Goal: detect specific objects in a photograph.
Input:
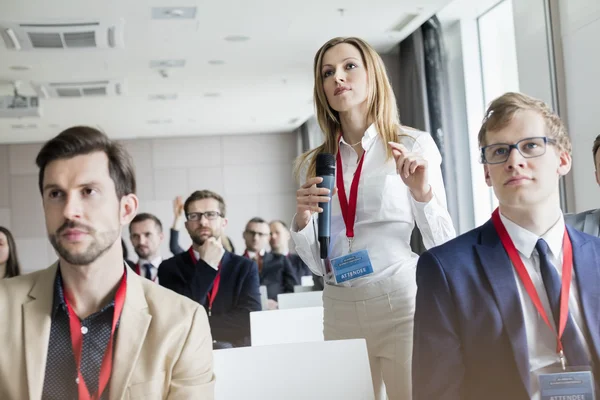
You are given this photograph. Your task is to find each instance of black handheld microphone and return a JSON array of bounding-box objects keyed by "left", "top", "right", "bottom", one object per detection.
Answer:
[{"left": 316, "top": 153, "right": 335, "bottom": 259}]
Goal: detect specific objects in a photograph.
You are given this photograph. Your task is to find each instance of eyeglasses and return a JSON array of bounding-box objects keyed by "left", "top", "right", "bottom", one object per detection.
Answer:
[
  {"left": 186, "top": 211, "right": 222, "bottom": 221},
  {"left": 480, "top": 136, "right": 557, "bottom": 165},
  {"left": 244, "top": 230, "right": 269, "bottom": 238}
]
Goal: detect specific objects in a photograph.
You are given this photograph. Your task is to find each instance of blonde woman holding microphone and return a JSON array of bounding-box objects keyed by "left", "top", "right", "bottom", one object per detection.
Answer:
[{"left": 291, "top": 37, "right": 456, "bottom": 400}]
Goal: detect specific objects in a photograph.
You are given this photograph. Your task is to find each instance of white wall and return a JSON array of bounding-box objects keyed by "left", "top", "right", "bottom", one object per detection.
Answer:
[
  {"left": 0, "top": 132, "right": 298, "bottom": 273},
  {"left": 559, "top": 0, "right": 600, "bottom": 212}
]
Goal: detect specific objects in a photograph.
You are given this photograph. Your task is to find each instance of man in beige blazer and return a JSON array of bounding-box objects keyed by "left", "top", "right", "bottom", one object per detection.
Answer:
[{"left": 0, "top": 126, "right": 215, "bottom": 399}]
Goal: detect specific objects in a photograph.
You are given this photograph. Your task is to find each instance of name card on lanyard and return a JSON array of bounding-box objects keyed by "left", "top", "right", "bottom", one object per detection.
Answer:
[
  {"left": 188, "top": 247, "right": 221, "bottom": 316},
  {"left": 329, "top": 138, "right": 374, "bottom": 284},
  {"left": 491, "top": 208, "right": 595, "bottom": 399}
]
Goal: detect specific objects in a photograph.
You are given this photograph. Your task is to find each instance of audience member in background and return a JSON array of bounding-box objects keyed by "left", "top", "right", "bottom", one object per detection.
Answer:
[
  {"left": 270, "top": 219, "right": 323, "bottom": 290},
  {"left": 0, "top": 226, "right": 21, "bottom": 279},
  {"left": 242, "top": 217, "right": 270, "bottom": 263},
  {"left": 243, "top": 217, "right": 297, "bottom": 309},
  {"left": 170, "top": 195, "right": 235, "bottom": 254},
  {"left": 291, "top": 37, "right": 456, "bottom": 400},
  {"left": 159, "top": 190, "right": 261, "bottom": 348},
  {"left": 269, "top": 220, "right": 311, "bottom": 279},
  {"left": 0, "top": 126, "right": 214, "bottom": 399},
  {"left": 565, "top": 133, "right": 600, "bottom": 236},
  {"left": 129, "top": 213, "right": 164, "bottom": 282}
]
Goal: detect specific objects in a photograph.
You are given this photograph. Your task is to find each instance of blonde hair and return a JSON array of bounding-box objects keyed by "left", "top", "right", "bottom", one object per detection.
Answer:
[
  {"left": 478, "top": 92, "right": 571, "bottom": 154},
  {"left": 294, "top": 37, "right": 407, "bottom": 181}
]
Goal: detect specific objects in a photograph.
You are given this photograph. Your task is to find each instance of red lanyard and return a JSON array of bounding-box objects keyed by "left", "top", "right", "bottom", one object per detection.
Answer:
[
  {"left": 336, "top": 137, "right": 366, "bottom": 252},
  {"left": 63, "top": 272, "right": 127, "bottom": 400},
  {"left": 188, "top": 247, "right": 221, "bottom": 316},
  {"left": 491, "top": 208, "right": 573, "bottom": 361}
]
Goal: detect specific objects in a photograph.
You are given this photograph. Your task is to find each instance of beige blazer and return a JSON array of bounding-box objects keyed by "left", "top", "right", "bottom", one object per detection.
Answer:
[{"left": 0, "top": 263, "right": 215, "bottom": 399}]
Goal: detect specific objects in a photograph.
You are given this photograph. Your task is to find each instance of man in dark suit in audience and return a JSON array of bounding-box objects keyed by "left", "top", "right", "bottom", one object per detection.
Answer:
[
  {"left": 565, "top": 133, "right": 600, "bottom": 236},
  {"left": 169, "top": 195, "right": 236, "bottom": 255},
  {"left": 158, "top": 190, "right": 261, "bottom": 348},
  {"left": 242, "top": 217, "right": 297, "bottom": 309},
  {"left": 270, "top": 220, "right": 323, "bottom": 290}
]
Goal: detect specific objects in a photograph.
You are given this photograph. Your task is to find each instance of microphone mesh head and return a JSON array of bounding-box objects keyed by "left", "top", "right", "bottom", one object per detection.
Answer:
[{"left": 316, "top": 153, "right": 335, "bottom": 176}]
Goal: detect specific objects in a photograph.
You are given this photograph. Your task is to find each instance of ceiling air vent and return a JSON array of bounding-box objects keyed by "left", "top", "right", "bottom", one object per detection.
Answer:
[
  {"left": 33, "top": 80, "right": 125, "bottom": 98},
  {"left": 0, "top": 19, "right": 124, "bottom": 50}
]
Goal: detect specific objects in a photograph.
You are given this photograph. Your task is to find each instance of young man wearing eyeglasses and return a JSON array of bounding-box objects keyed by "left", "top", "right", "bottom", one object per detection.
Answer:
[
  {"left": 412, "top": 92, "right": 600, "bottom": 400},
  {"left": 158, "top": 190, "right": 262, "bottom": 348}
]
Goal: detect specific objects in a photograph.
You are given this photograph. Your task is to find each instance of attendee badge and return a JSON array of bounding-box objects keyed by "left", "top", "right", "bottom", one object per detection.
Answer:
[
  {"left": 330, "top": 249, "right": 374, "bottom": 283},
  {"left": 539, "top": 369, "right": 595, "bottom": 400}
]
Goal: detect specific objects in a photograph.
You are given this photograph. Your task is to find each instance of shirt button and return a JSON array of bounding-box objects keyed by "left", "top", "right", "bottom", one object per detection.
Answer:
[
  {"left": 75, "top": 377, "right": 80, "bottom": 384},
  {"left": 81, "top": 326, "right": 88, "bottom": 334}
]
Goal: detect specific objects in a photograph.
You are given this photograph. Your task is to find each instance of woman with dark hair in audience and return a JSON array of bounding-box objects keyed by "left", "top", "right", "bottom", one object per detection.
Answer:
[{"left": 0, "top": 226, "right": 21, "bottom": 278}]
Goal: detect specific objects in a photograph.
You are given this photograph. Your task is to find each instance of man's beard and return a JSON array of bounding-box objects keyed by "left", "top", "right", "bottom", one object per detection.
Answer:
[
  {"left": 49, "top": 220, "right": 119, "bottom": 266},
  {"left": 190, "top": 227, "right": 220, "bottom": 246},
  {"left": 134, "top": 245, "right": 152, "bottom": 259}
]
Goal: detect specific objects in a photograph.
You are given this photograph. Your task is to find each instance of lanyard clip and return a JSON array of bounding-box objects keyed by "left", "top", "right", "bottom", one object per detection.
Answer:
[
  {"left": 348, "top": 237, "right": 354, "bottom": 253},
  {"left": 559, "top": 350, "right": 567, "bottom": 371}
]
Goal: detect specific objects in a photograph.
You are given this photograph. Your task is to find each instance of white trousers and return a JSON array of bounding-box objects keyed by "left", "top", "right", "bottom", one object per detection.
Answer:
[{"left": 323, "top": 272, "right": 416, "bottom": 400}]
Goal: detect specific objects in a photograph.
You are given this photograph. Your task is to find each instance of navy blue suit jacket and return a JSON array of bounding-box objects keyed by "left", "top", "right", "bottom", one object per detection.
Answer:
[
  {"left": 413, "top": 220, "right": 600, "bottom": 400},
  {"left": 158, "top": 250, "right": 262, "bottom": 347}
]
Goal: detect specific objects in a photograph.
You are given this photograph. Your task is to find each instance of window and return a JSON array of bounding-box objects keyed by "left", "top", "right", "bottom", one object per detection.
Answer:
[{"left": 470, "top": 0, "right": 520, "bottom": 225}]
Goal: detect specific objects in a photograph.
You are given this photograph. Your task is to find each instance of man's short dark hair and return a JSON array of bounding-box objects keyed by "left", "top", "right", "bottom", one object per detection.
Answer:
[
  {"left": 246, "top": 217, "right": 268, "bottom": 230},
  {"left": 35, "top": 126, "right": 136, "bottom": 199},
  {"left": 184, "top": 190, "right": 226, "bottom": 217},
  {"left": 593, "top": 134, "right": 600, "bottom": 167},
  {"left": 129, "top": 213, "right": 163, "bottom": 233}
]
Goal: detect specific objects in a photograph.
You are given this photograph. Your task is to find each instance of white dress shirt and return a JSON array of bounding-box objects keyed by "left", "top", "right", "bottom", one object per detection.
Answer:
[
  {"left": 500, "top": 212, "right": 592, "bottom": 399},
  {"left": 137, "top": 255, "right": 163, "bottom": 282},
  {"left": 291, "top": 124, "right": 456, "bottom": 287}
]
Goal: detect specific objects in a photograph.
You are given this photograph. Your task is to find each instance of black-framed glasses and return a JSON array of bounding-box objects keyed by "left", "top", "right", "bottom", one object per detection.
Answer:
[
  {"left": 244, "top": 230, "right": 269, "bottom": 238},
  {"left": 480, "top": 136, "right": 557, "bottom": 165},
  {"left": 186, "top": 211, "right": 222, "bottom": 221}
]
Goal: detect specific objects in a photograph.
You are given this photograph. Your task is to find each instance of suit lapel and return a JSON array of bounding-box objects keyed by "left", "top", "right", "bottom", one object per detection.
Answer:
[
  {"left": 475, "top": 220, "right": 530, "bottom": 395},
  {"left": 23, "top": 264, "right": 58, "bottom": 400},
  {"left": 568, "top": 226, "right": 600, "bottom": 365},
  {"left": 109, "top": 269, "right": 152, "bottom": 400}
]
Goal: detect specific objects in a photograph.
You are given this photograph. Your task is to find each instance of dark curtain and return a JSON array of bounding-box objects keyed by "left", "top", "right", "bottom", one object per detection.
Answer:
[
  {"left": 422, "top": 16, "right": 452, "bottom": 185},
  {"left": 397, "top": 16, "right": 454, "bottom": 255}
]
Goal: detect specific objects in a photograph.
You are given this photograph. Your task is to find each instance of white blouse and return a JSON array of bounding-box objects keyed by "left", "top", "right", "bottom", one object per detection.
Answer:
[{"left": 291, "top": 124, "right": 456, "bottom": 287}]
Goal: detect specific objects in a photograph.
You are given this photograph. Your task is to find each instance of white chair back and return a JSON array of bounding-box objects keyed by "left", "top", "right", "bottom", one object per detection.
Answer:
[
  {"left": 250, "top": 306, "right": 324, "bottom": 346},
  {"left": 277, "top": 290, "right": 323, "bottom": 309},
  {"left": 259, "top": 285, "right": 268, "bottom": 309},
  {"left": 213, "top": 339, "right": 375, "bottom": 400},
  {"left": 293, "top": 285, "right": 312, "bottom": 293}
]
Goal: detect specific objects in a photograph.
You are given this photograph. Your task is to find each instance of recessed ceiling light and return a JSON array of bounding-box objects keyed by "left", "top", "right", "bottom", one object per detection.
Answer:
[
  {"left": 149, "top": 59, "right": 186, "bottom": 68},
  {"left": 224, "top": 35, "right": 250, "bottom": 42},
  {"left": 9, "top": 65, "right": 30, "bottom": 71},
  {"left": 204, "top": 92, "right": 221, "bottom": 98},
  {"left": 208, "top": 60, "right": 225, "bottom": 65},
  {"left": 148, "top": 94, "right": 178, "bottom": 100},
  {"left": 151, "top": 7, "right": 197, "bottom": 19},
  {"left": 147, "top": 119, "right": 173, "bottom": 124}
]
